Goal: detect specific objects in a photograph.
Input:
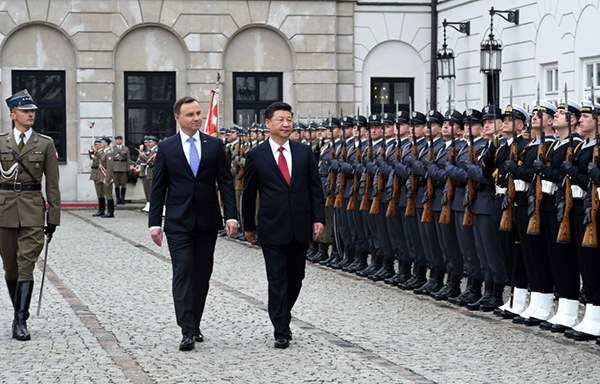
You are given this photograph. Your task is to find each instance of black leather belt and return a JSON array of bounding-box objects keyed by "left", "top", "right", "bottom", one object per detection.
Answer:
[
  {"left": 91, "top": 166, "right": 99, "bottom": 169},
  {"left": 0, "top": 183, "right": 42, "bottom": 191},
  {"left": 116, "top": 160, "right": 127, "bottom": 162}
]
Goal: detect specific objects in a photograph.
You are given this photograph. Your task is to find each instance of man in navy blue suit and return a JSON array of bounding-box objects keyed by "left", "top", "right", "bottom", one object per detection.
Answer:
[
  {"left": 242, "top": 102, "right": 326, "bottom": 349},
  {"left": 149, "top": 97, "right": 238, "bottom": 351}
]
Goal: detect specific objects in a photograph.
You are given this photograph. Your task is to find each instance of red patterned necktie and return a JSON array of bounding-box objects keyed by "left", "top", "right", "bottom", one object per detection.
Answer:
[{"left": 278, "top": 147, "right": 290, "bottom": 185}]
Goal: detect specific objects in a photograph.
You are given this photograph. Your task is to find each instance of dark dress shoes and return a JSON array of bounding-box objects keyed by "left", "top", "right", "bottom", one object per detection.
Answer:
[
  {"left": 193, "top": 331, "right": 204, "bottom": 343},
  {"left": 550, "top": 324, "right": 571, "bottom": 333},
  {"left": 274, "top": 338, "right": 290, "bottom": 349},
  {"left": 179, "top": 333, "right": 195, "bottom": 351},
  {"left": 572, "top": 331, "right": 599, "bottom": 341}
]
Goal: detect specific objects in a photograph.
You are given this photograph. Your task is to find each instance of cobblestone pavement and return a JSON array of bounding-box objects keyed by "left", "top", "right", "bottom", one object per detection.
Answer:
[{"left": 1, "top": 210, "right": 599, "bottom": 384}]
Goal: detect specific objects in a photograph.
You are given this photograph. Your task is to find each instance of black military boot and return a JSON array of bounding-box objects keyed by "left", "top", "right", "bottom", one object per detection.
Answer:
[
  {"left": 433, "top": 274, "right": 462, "bottom": 301},
  {"left": 321, "top": 241, "right": 340, "bottom": 266},
  {"left": 344, "top": 250, "right": 368, "bottom": 272},
  {"left": 415, "top": 268, "right": 443, "bottom": 295},
  {"left": 115, "top": 187, "right": 121, "bottom": 205},
  {"left": 102, "top": 200, "right": 115, "bottom": 218},
  {"left": 369, "top": 256, "right": 395, "bottom": 281},
  {"left": 384, "top": 259, "right": 406, "bottom": 285},
  {"left": 93, "top": 198, "right": 105, "bottom": 217},
  {"left": 13, "top": 281, "right": 34, "bottom": 341},
  {"left": 121, "top": 187, "right": 127, "bottom": 205},
  {"left": 480, "top": 283, "right": 505, "bottom": 312},
  {"left": 356, "top": 253, "right": 381, "bottom": 277},
  {"left": 306, "top": 241, "right": 319, "bottom": 260},
  {"left": 399, "top": 264, "right": 428, "bottom": 290},
  {"left": 467, "top": 280, "right": 493, "bottom": 310},
  {"left": 332, "top": 248, "right": 355, "bottom": 270},
  {"left": 311, "top": 242, "right": 330, "bottom": 263},
  {"left": 449, "top": 277, "right": 483, "bottom": 306}
]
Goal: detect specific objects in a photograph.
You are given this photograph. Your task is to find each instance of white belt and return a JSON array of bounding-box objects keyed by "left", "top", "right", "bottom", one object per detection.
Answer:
[
  {"left": 541, "top": 180, "right": 557, "bottom": 195},
  {"left": 514, "top": 179, "right": 529, "bottom": 192},
  {"left": 571, "top": 185, "right": 585, "bottom": 199},
  {"left": 495, "top": 186, "right": 507, "bottom": 195}
]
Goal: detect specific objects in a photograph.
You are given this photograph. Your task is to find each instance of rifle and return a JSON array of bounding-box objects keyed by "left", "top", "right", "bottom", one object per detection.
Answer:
[
  {"left": 334, "top": 108, "right": 347, "bottom": 208},
  {"left": 405, "top": 97, "right": 417, "bottom": 217},
  {"left": 387, "top": 101, "right": 402, "bottom": 217},
  {"left": 325, "top": 110, "right": 336, "bottom": 207},
  {"left": 421, "top": 106, "right": 435, "bottom": 223},
  {"left": 348, "top": 107, "right": 362, "bottom": 211},
  {"left": 527, "top": 84, "right": 545, "bottom": 235},
  {"left": 360, "top": 105, "right": 374, "bottom": 211},
  {"left": 308, "top": 111, "right": 313, "bottom": 148},
  {"left": 370, "top": 104, "right": 387, "bottom": 214},
  {"left": 439, "top": 95, "right": 456, "bottom": 225},
  {"left": 583, "top": 78, "right": 599, "bottom": 248},
  {"left": 499, "top": 86, "right": 517, "bottom": 231},
  {"left": 557, "top": 84, "right": 574, "bottom": 243},
  {"left": 463, "top": 95, "right": 476, "bottom": 226}
]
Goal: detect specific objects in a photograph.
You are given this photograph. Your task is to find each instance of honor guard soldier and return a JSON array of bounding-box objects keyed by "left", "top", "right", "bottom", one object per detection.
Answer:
[
  {"left": 407, "top": 110, "right": 446, "bottom": 295},
  {"left": 219, "top": 127, "right": 228, "bottom": 143},
  {"left": 140, "top": 136, "right": 158, "bottom": 213},
  {"left": 1, "top": 89, "right": 61, "bottom": 341},
  {"left": 89, "top": 139, "right": 106, "bottom": 216},
  {"left": 98, "top": 137, "right": 115, "bottom": 218},
  {"left": 398, "top": 111, "right": 429, "bottom": 290},
  {"left": 558, "top": 99, "right": 600, "bottom": 341},
  {"left": 479, "top": 104, "right": 529, "bottom": 312},
  {"left": 383, "top": 110, "right": 417, "bottom": 286},
  {"left": 112, "top": 135, "right": 130, "bottom": 205}
]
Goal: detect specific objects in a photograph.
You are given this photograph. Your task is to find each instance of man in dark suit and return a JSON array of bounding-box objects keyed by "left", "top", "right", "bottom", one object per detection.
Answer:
[
  {"left": 242, "top": 102, "right": 326, "bottom": 349},
  {"left": 149, "top": 96, "right": 238, "bottom": 351}
]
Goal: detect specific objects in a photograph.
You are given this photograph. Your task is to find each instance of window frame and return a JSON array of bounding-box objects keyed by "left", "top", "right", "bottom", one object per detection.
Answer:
[
  {"left": 370, "top": 77, "right": 414, "bottom": 114},
  {"left": 233, "top": 72, "right": 283, "bottom": 127},
  {"left": 584, "top": 61, "right": 600, "bottom": 104},
  {"left": 124, "top": 71, "right": 176, "bottom": 160},
  {"left": 11, "top": 70, "right": 67, "bottom": 163}
]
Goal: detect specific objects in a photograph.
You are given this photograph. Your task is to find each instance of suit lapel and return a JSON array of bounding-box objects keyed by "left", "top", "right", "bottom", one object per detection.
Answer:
[
  {"left": 174, "top": 133, "right": 196, "bottom": 179},
  {"left": 289, "top": 140, "right": 299, "bottom": 187},
  {"left": 260, "top": 140, "right": 289, "bottom": 187},
  {"left": 196, "top": 133, "right": 209, "bottom": 180}
]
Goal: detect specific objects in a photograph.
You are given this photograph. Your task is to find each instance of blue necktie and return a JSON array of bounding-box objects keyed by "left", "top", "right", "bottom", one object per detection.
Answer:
[{"left": 188, "top": 137, "right": 199, "bottom": 177}]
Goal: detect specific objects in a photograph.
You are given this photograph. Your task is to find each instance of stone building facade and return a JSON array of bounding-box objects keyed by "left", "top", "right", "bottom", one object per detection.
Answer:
[{"left": 1, "top": 0, "right": 599, "bottom": 201}]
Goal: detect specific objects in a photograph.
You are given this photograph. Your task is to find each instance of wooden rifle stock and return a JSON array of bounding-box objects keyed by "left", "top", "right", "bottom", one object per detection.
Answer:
[
  {"left": 386, "top": 145, "right": 402, "bottom": 217},
  {"left": 526, "top": 143, "right": 546, "bottom": 235},
  {"left": 582, "top": 147, "right": 599, "bottom": 247},
  {"left": 463, "top": 145, "right": 476, "bottom": 226},
  {"left": 360, "top": 146, "right": 373, "bottom": 211},
  {"left": 325, "top": 144, "right": 337, "bottom": 207},
  {"left": 499, "top": 143, "right": 518, "bottom": 231},
  {"left": 405, "top": 145, "right": 418, "bottom": 217},
  {"left": 347, "top": 146, "right": 362, "bottom": 211},
  {"left": 370, "top": 146, "right": 386, "bottom": 214},
  {"left": 334, "top": 146, "right": 347, "bottom": 208},
  {"left": 439, "top": 146, "right": 456, "bottom": 224},
  {"left": 236, "top": 145, "right": 245, "bottom": 191},
  {"left": 421, "top": 146, "right": 435, "bottom": 223},
  {"left": 557, "top": 147, "right": 574, "bottom": 243}
]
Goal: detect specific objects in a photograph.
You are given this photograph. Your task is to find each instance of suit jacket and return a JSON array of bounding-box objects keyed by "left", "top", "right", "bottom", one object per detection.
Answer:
[
  {"left": 148, "top": 132, "right": 237, "bottom": 233},
  {"left": 242, "top": 139, "right": 326, "bottom": 245}
]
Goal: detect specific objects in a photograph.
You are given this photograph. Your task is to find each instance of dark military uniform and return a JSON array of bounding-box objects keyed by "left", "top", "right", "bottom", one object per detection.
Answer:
[
  {"left": 1, "top": 90, "right": 61, "bottom": 341},
  {"left": 98, "top": 139, "right": 115, "bottom": 217},
  {"left": 140, "top": 137, "right": 158, "bottom": 211}
]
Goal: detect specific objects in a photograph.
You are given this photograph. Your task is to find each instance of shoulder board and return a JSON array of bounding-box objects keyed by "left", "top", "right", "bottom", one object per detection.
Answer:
[
  {"left": 37, "top": 133, "right": 53, "bottom": 141},
  {"left": 0, "top": 132, "right": 8, "bottom": 137}
]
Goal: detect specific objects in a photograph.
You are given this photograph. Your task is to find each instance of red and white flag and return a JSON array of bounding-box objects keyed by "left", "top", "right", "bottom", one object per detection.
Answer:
[{"left": 204, "top": 89, "right": 218, "bottom": 137}]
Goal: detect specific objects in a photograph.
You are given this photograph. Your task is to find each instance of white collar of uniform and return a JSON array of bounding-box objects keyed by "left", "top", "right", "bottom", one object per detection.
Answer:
[
  {"left": 468, "top": 136, "right": 483, "bottom": 146},
  {"left": 386, "top": 138, "right": 396, "bottom": 146},
  {"left": 334, "top": 138, "right": 341, "bottom": 144},
  {"left": 268, "top": 137, "right": 291, "bottom": 154},
  {"left": 372, "top": 138, "right": 383, "bottom": 146},
  {"left": 230, "top": 139, "right": 238, "bottom": 146},
  {"left": 444, "top": 140, "right": 453, "bottom": 149},
  {"left": 13, "top": 127, "right": 33, "bottom": 143},
  {"left": 555, "top": 136, "right": 583, "bottom": 149},
  {"left": 582, "top": 137, "right": 597, "bottom": 150}
]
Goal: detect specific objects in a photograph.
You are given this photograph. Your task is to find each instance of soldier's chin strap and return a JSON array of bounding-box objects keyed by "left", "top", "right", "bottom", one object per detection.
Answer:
[{"left": 9, "top": 148, "right": 39, "bottom": 183}]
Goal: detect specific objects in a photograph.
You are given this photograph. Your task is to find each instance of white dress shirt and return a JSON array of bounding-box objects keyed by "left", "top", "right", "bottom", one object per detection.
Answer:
[
  {"left": 268, "top": 138, "right": 292, "bottom": 178},
  {"left": 180, "top": 130, "right": 202, "bottom": 165},
  {"left": 14, "top": 128, "right": 33, "bottom": 147}
]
